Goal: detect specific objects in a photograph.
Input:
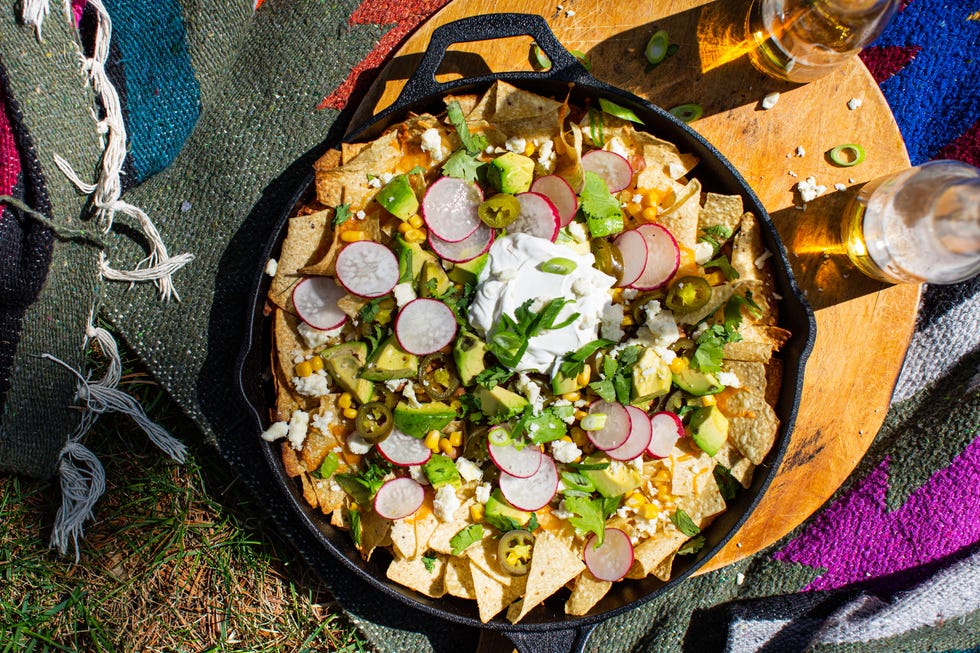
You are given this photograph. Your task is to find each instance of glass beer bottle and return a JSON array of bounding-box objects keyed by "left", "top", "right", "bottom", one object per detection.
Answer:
[
  {"left": 842, "top": 161, "right": 980, "bottom": 285},
  {"left": 747, "top": 0, "right": 900, "bottom": 82}
]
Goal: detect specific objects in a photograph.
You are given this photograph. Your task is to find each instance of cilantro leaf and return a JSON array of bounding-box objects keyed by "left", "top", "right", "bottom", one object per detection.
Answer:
[
  {"left": 724, "top": 292, "right": 764, "bottom": 332},
  {"left": 474, "top": 366, "right": 513, "bottom": 389},
  {"left": 560, "top": 471, "right": 596, "bottom": 497},
  {"left": 704, "top": 254, "right": 739, "bottom": 281},
  {"left": 445, "top": 101, "right": 488, "bottom": 155},
  {"left": 588, "top": 346, "right": 640, "bottom": 404},
  {"left": 484, "top": 512, "right": 521, "bottom": 533},
  {"left": 313, "top": 452, "right": 340, "bottom": 480},
  {"left": 579, "top": 171, "right": 623, "bottom": 238},
  {"left": 442, "top": 149, "right": 485, "bottom": 182},
  {"left": 677, "top": 534, "right": 706, "bottom": 555},
  {"left": 527, "top": 512, "right": 540, "bottom": 532},
  {"left": 559, "top": 339, "right": 615, "bottom": 379},
  {"left": 422, "top": 554, "right": 437, "bottom": 572},
  {"left": 524, "top": 409, "right": 568, "bottom": 445},
  {"left": 670, "top": 508, "right": 701, "bottom": 537},
  {"left": 563, "top": 495, "right": 608, "bottom": 545},
  {"left": 450, "top": 524, "right": 484, "bottom": 556},
  {"left": 334, "top": 456, "right": 391, "bottom": 506},
  {"left": 698, "top": 224, "right": 733, "bottom": 257},
  {"left": 713, "top": 465, "right": 740, "bottom": 501},
  {"left": 332, "top": 203, "right": 351, "bottom": 227},
  {"left": 349, "top": 506, "right": 362, "bottom": 547}
]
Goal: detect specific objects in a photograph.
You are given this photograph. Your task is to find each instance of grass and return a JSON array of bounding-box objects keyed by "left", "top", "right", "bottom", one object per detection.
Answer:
[{"left": 0, "top": 344, "right": 368, "bottom": 652}]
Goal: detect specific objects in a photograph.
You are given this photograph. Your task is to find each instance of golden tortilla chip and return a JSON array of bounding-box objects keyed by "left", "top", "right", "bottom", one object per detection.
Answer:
[
  {"left": 386, "top": 554, "right": 446, "bottom": 598},
  {"left": 723, "top": 325, "right": 791, "bottom": 362},
  {"left": 269, "top": 211, "right": 333, "bottom": 313},
  {"left": 699, "top": 192, "right": 743, "bottom": 236},
  {"left": 565, "top": 570, "right": 612, "bottom": 616},
  {"left": 670, "top": 450, "right": 716, "bottom": 497},
  {"left": 731, "top": 212, "right": 773, "bottom": 284},
  {"left": 475, "top": 81, "right": 564, "bottom": 142},
  {"left": 724, "top": 389, "right": 779, "bottom": 465},
  {"left": 506, "top": 531, "right": 585, "bottom": 623},
  {"left": 733, "top": 280, "right": 778, "bottom": 326},
  {"left": 413, "top": 509, "right": 440, "bottom": 558},
  {"left": 391, "top": 518, "right": 419, "bottom": 560},
  {"left": 299, "top": 395, "right": 343, "bottom": 471},
  {"left": 470, "top": 561, "right": 527, "bottom": 623},
  {"left": 311, "top": 477, "right": 345, "bottom": 515},
  {"left": 428, "top": 499, "right": 476, "bottom": 555},
  {"left": 627, "top": 526, "right": 689, "bottom": 579},
  {"left": 633, "top": 130, "right": 699, "bottom": 182},
  {"left": 444, "top": 556, "right": 477, "bottom": 599},
  {"left": 655, "top": 178, "right": 701, "bottom": 249},
  {"left": 359, "top": 508, "right": 392, "bottom": 561},
  {"left": 651, "top": 553, "right": 676, "bottom": 581},
  {"left": 299, "top": 472, "right": 318, "bottom": 509},
  {"left": 554, "top": 120, "right": 584, "bottom": 192},
  {"left": 674, "top": 283, "right": 734, "bottom": 325},
  {"left": 314, "top": 130, "right": 401, "bottom": 209},
  {"left": 712, "top": 437, "right": 757, "bottom": 489},
  {"left": 300, "top": 204, "right": 384, "bottom": 278},
  {"left": 721, "top": 360, "right": 767, "bottom": 395},
  {"left": 676, "top": 472, "right": 727, "bottom": 527},
  {"left": 466, "top": 537, "right": 512, "bottom": 585}
]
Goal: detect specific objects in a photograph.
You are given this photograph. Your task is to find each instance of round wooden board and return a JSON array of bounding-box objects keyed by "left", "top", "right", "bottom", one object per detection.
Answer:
[{"left": 356, "top": 0, "right": 920, "bottom": 573}]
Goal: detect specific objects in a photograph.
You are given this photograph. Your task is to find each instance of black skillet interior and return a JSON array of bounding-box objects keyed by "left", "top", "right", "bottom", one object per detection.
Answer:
[{"left": 235, "top": 13, "right": 816, "bottom": 652}]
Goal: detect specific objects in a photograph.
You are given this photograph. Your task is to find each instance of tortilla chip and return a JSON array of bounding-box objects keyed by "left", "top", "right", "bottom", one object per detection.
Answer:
[
  {"left": 554, "top": 121, "right": 584, "bottom": 192},
  {"left": 311, "top": 478, "right": 345, "bottom": 515},
  {"left": 724, "top": 388, "right": 779, "bottom": 465},
  {"left": 300, "top": 204, "right": 384, "bottom": 277},
  {"left": 413, "top": 509, "right": 441, "bottom": 557},
  {"left": 507, "top": 531, "right": 585, "bottom": 623},
  {"left": 314, "top": 129, "right": 402, "bottom": 209},
  {"left": 674, "top": 283, "right": 734, "bottom": 325},
  {"left": 280, "top": 441, "right": 304, "bottom": 478},
  {"left": 670, "top": 450, "right": 716, "bottom": 497},
  {"left": 729, "top": 457, "right": 756, "bottom": 489},
  {"left": 299, "top": 395, "right": 343, "bottom": 471},
  {"left": 359, "top": 508, "right": 392, "bottom": 561},
  {"left": 428, "top": 499, "right": 476, "bottom": 555},
  {"left": 731, "top": 212, "right": 772, "bottom": 284},
  {"left": 655, "top": 178, "right": 701, "bottom": 249},
  {"left": 732, "top": 280, "right": 778, "bottom": 326},
  {"left": 723, "top": 325, "right": 791, "bottom": 362},
  {"left": 470, "top": 561, "right": 527, "bottom": 623},
  {"left": 466, "top": 537, "right": 512, "bottom": 585},
  {"left": 651, "top": 553, "right": 676, "bottom": 581},
  {"left": 633, "top": 130, "right": 699, "bottom": 182},
  {"left": 269, "top": 211, "right": 333, "bottom": 312},
  {"left": 391, "top": 518, "right": 419, "bottom": 560},
  {"left": 477, "top": 81, "right": 564, "bottom": 142},
  {"left": 699, "top": 192, "right": 743, "bottom": 236},
  {"left": 565, "top": 570, "right": 612, "bottom": 616},
  {"left": 299, "top": 472, "right": 318, "bottom": 509},
  {"left": 627, "top": 526, "right": 689, "bottom": 579},
  {"left": 386, "top": 554, "right": 446, "bottom": 598},
  {"left": 444, "top": 556, "right": 477, "bottom": 599},
  {"left": 721, "top": 360, "right": 767, "bottom": 395},
  {"left": 677, "top": 472, "right": 727, "bottom": 527}
]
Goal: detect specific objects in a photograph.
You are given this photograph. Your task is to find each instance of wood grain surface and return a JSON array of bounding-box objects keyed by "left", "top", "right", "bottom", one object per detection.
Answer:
[{"left": 355, "top": 0, "right": 920, "bottom": 575}]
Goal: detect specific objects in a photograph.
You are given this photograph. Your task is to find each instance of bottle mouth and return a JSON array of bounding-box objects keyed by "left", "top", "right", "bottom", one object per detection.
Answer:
[{"left": 934, "top": 179, "right": 980, "bottom": 256}]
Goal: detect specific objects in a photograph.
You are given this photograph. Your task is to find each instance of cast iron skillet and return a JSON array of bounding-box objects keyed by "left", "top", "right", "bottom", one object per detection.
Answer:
[{"left": 236, "top": 14, "right": 815, "bottom": 653}]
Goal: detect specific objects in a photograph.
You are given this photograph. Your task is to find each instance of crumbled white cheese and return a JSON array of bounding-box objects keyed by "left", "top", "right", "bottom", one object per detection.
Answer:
[
  {"left": 631, "top": 193, "right": 643, "bottom": 204},
  {"left": 668, "top": 160, "right": 687, "bottom": 180},
  {"left": 644, "top": 301, "right": 680, "bottom": 347},
  {"left": 402, "top": 381, "right": 422, "bottom": 408},
  {"left": 847, "top": 97, "right": 863, "bottom": 111},
  {"left": 617, "top": 505, "right": 636, "bottom": 519},
  {"left": 566, "top": 220, "right": 589, "bottom": 244},
  {"left": 312, "top": 412, "right": 335, "bottom": 434},
  {"left": 260, "top": 421, "right": 289, "bottom": 442},
  {"left": 455, "top": 457, "right": 484, "bottom": 483},
  {"left": 298, "top": 321, "right": 343, "bottom": 349},
  {"left": 409, "top": 465, "right": 430, "bottom": 485},
  {"left": 653, "top": 345, "right": 676, "bottom": 365},
  {"left": 505, "top": 136, "right": 527, "bottom": 154},
  {"left": 600, "top": 303, "right": 625, "bottom": 342},
  {"left": 393, "top": 282, "right": 417, "bottom": 308},
  {"left": 550, "top": 439, "right": 582, "bottom": 464},
  {"left": 761, "top": 92, "right": 780, "bottom": 109},
  {"left": 515, "top": 373, "right": 545, "bottom": 415},
  {"left": 694, "top": 241, "right": 715, "bottom": 265},
  {"left": 622, "top": 288, "right": 638, "bottom": 300},
  {"left": 552, "top": 499, "right": 574, "bottom": 520},
  {"left": 537, "top": 139, "right": 556, "bottom": 172},
  {"left": 736, "top": 572, "right": 746, "bottom": 585},
  {"left": 787, "top": 170, "right": 798, "bottom": 178},
  {"left": 264, "top": 258, "right": 278, "bottom": 276},
  {"left": 293, "top": 371, "right": 330, "bottom": 397},
  {"left": 797, "top": 176, "right": 827, "bottom": 203},
  {"left": 368, "top": 176, "right": 382, "bottom": 188},
  {"left": 356, "top": 210, "right": 366, "bottom": 220},
  {"left": 384, "top": 379, "right": 404, "bottom": 393},
  {"left": 475, "top": 483, "right": 492, "bottom": 504},
  {"left": 754, "top": 249, "right": 773, "bottom": 269},
  {"left": 717, "top": 371, "right": 741, "bottom": 388},
  {"left": 380, "top": 172, "right": 395, "bottom": 184},
  {"left": 604, "top": 136, "right": 630, "bottom": 160},
  {"left": 834, "top": 183, "right": 847, "bottom": 192},
  {"left": 347, "top": 431, "right": 373, "bottom": 455},
  {"left": 287, "top": 410, "right": 309, "bottom": 450},
  {"left": 565, "top": 9, "right": 576, "bottom": 17},
  {"left": 420, "top": 127, "right": 445, "bottom": 161},
  {"left": 433, "top": 485, "right": 461, "bottom": 522},
  {"left": 795, "top": 146, "right": 805, "bottom": 157}
]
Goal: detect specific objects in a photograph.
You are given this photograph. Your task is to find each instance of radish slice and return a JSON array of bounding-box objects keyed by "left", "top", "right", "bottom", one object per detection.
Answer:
[
  {"left": 582, "top": 150, "right": 634, "bottom": 193},
  {"left": 606, "top": 406, "right": 653, "bottom": 461},
  {"left": 586, "top": 401, "right": 632, "bottom": 451},
  {"left": 488, "top": 442, "right": 543, "bottom": 479},
  {"left": 422, "top": 177, "right": 483, "bottom": 243},
  {"left": 647, "top": 412, "right": 684, "bottom": 458},
  {"left": 509, "top": 192, "right": 560, "bottom": 242},
  {"left": 376, "top": 428, "right": 432, "bottom": 467},
  {"left": 373, "top": 477, "right": 424, "bottom": 520},
  {"left": 428, "top": 223, "right": 494, "bottom": 263},
  {"left": 583, "top": 528, "right": 634, "bottom": 582},
  {"left": 498, "top": 455, "right": 558, "bottom": 512},
  {"left": 395, "top": 298, "right": 457, "bottom": 355},
  {"left": 613, "top": 229, "right": 648, "bottom": 288},
  {"left": 334, "top": 241, "right": 399, "bottom": 298},
  {"left": 530, "top": 175, "right": 578, "bottom": 227},
  {"left": 291, "top": 277, "right": 348, "bottom": 330},
  {"left": 630, "top": 224, "right": 680, "bottom": 290}
]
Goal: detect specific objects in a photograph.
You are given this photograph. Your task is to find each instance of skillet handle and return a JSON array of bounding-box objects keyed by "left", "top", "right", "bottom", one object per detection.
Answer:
[
  {"left": 397, "top": 13, "right": 590, "bottom": 103},
  {"left": 501, "top": 624, "right": 597, "bottom": 653}
]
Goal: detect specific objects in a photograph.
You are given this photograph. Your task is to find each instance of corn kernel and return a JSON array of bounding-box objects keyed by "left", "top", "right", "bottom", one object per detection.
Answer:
[
  {"left": 562, "top": 391, "right": 581, "bottom": 403},
  {"left": 524, "top": 141, "right": 536, "bottom": 156},
  {"left": 626, "top": 202, "right": 643, "bottom": 217},
  {"left": 575, "top": 367, "right": 591, "bottom": 386},
  {"left": 408, "top": 215, "right": 424, "bottom": 229},
  {"left": 570, "top": 427, "right": 588, "bottom": 447},
  {"left": 397, "top": 221, "right": 412, "bottom": 234},
  {"left": 621, "top": 314, "right": 634, "bottom": 326},
  {"left": 340, "top": 230, "right": 367, "bottom": 243},
  {"left": 337, "top": 393, "right": 352, "bottom": 409},
  {"left": 573, "top": 409, "right": 589, "bottom": 422},
  {"left": 643, "top": 189, "right": 662, "bottom": 207},
  {"left": 439, "top": 438, "right": 454, "bottom": 455},
  {"left": 342, "top": 407, "right": 359, "bottom": 420},
  {"left": 656, "top": 486, "right": 670, "bottom": 502},
  {"left": 424, "top": 430, "right": 441, "bottom": 451},
  {"left": 625, "top": 492, "right": 647, "bottom": 508},
  {"left": 560, "top": 435, "right": 573, "bottom": 443},
  {"left": 449, "top": 430, "right": 463, "bottom": 447},
  {"left": 639, "top": 504, "right": 660, "bottom": 519},
  {"left": 654, "top": 469, "right": 671, "bottom": 482},
  {"left": 404, "top": 228, "right": 427, "bottom": 243},
  {"left": 641, "top": 206, "right": 659, "bottom": 223},
  {"left": 294, "top": 360, "right": 313, "bottom": 377},
  {"left": 701, "top": 395, "right": 717, "bottom": 407},
  {"left": 309, "top": 356, "right": 324, "bottom": 372},
  {"left": 704, "top": 271, "right": 726, "bottom": 286},
  {"left": 470, "top": 503, "right": 485, "bottom": 522},
  {"left": 610, "top": 287, "right": 623, "bottom": 302},
  {"left": 669, "top": 357, "right": 688, "bottom": 374}
]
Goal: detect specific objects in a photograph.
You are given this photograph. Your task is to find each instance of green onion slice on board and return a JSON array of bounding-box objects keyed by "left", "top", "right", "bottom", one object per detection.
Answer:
[
  {"left": 645, "top": 30, "right": 670, "bottom": 64},
  {"left": 670, "top": 103, "right": 703, "bottom": 123},
  {"left": 828, "top": 143, "right": 866, "bottom": 167}
]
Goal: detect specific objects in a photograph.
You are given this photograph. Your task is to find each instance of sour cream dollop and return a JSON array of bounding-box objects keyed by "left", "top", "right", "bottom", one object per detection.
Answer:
[{"left": 468, "top": 233, "right": 616, "bottom": 375}]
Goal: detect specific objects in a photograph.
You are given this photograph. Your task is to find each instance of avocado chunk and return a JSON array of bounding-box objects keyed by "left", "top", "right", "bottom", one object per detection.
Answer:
[
  {"left": 475, "top": 385, "right": 529, "bottom": 422},
  {"left": 320, "top": 342, "right": 375, "bottom": 405},
  {"left": 484, "top": 489, "right": 531, "bottom": 530},
  {"left": 423, "top": 454, "right": 461, "bottom": 488},
  {"left": 689, "top": 405, "right": 729, "bottom": 456},
  {"left": 581, "top": 453, "right": 643, "bottom": 498},
  {"left": 393, "top": 400, "right": 457, "bottom": 438},
  {"left": 420, "top": 259, "right": 452, "bottom": 298},
  {"left": 672, "top": 358, "right": 724, "bottom": 396},
  {"left": 376, "top": 174, "right": 419, "bottom": 220},
  {"left": 395, "top": 237, "right": 439, "bottom": 284},
  {"left": 551, "top": 367, "right": 585, "bottom": 395},
  {"left": 631, "top": 347, "right": 672, "bottom": 403},
  {"left": 361, "top": 335, "right": 418, "bottom": 381},
  {"left": 487, "top": 152, "right": 535, "bottom": 194},
  {"left": 453, "top": 331, "right": 487, "bottom": 387},
  {"left": 447, "top": 252, "right": 489, "bottom": 285}
]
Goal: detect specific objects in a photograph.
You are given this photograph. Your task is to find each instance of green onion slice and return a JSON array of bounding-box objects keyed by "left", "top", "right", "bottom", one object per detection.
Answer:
[
  {"left": 645, "top": 30, "right": 670, "bottom": 64},
  {"left": 539, "top": 257, "right": 577, "bottom": 275},
  {"left": 599, "top": 98, "right": 644, "bottom": 125},
  {"left": 488, "top": 425, "right": 512, "bottom": 447},
  {"left": 530, "top": 44, "right": 551, "bottom": 70},
  {"left": 570, "top": 49, "right": 592, "bottom": 72},
  {"left": 670, "top": 103, "right": 703, "bottom": 123},
  {"left": 828, "top": 143, "right": 866, "bottom": 167}
]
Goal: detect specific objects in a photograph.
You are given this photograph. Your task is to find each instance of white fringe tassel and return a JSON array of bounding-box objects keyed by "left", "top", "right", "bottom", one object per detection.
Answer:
[
  {"left": 20, "top": 0, "right": 50, "bottom": 40},
  {"left": 43, "top": 321, "right": 187, "bottom": 560}
]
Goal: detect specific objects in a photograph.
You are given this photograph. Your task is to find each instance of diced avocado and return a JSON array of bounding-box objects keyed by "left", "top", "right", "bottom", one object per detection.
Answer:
[
  {"left": 672, "top": 358, "right": 724, "bottom": 396},
  {"left": 423, "top": 454, "right": 461, "bottom": 488},
  {"left": 581, "top": 453, "right": 643, "bottom": 498},
  {"left": 631, "top": 348, "right": 672, "bottom": 404},
  {"left": 361, "top": 335, "right": 418, "bottom": 381},
  {"left": 376, "top": 174, "right": 419, "bottom": 220},
  {"left": 484, "top": 489, "right": 531, "bottom": 530},
  {"left": 320, "top": 342, "right": 375, "bottom": 405},
  {"left": 395, "top": 237, "right": 439, "bottom": 283},
  {"left": 453, "top": 331, "right": 487, "bottom": 386},
  {"left": 420, "top": 259, "right": 452, "bottom": 298},
  {"left": 393, "top": 400, "right": 457, "bottom": 438},
  {"left": 447, "top": 252, "right": 489, "bottom": 285},
  {"left": 689, "top": 405, "right": 729, "bottom": 456},
  {"left": 486, "top": 152, "right": 535, "bottom": 194},
  {"left": 475, "top": 385, "right": 529, "bottom": 422},
  {"left": 551, "top": 367, "right": 585, "bottom": 395}
]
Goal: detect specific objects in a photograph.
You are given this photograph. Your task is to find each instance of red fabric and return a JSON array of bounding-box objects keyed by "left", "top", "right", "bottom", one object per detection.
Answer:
[
  {"left": 934, "top": 119, "right": 980, "bottom": 167},
  {"left": 859, "top": 45, "right": 922, "bottom": 84},
  {"left": 0, "top": 84, "right": 22, "bottom": 212}
]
